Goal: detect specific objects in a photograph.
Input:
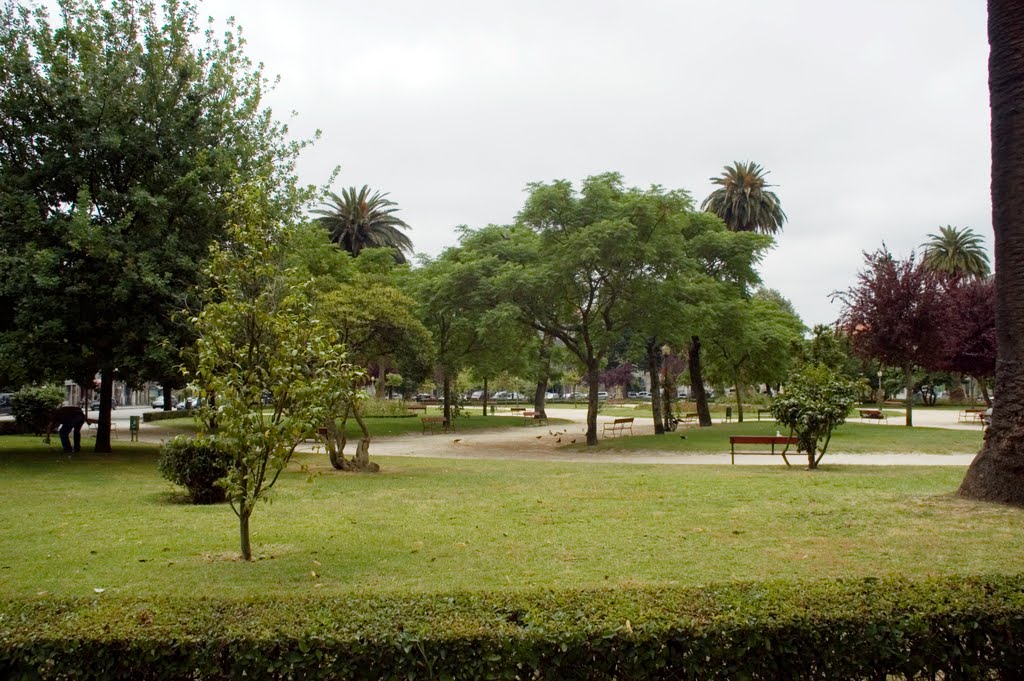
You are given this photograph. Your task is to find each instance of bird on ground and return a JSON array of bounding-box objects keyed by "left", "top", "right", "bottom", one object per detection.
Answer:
[
  {"left": 453, "top": 439, "right": 462, "bottom": 443},
  {"left": 556, "top": 438, "right": 562, "bottom": 443}
]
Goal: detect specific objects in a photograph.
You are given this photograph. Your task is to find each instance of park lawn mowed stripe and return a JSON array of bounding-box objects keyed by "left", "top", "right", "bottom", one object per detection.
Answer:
[{"left": 0, "top": 436, "right": 1021, "bottom": 600}]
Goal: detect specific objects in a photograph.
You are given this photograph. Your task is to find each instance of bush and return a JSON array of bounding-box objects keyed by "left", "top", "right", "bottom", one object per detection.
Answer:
[
  {"left": 157, "top": 436, "right": 231, "bottom": 504},
  {"left": 142, "top": 410, "right": 190, "bottom": 423},
  {"left": 1, "top": 575, "right": 1023, "bottom": 680},
  {"left": 10, "top": 384, "right": 65, "bottom": 434},
  {"left": 359, "top": 397, "right": 413, "bottom": 417}
]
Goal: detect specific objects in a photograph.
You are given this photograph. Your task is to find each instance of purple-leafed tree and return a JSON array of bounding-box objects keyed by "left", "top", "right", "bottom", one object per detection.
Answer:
[{"left": 835, "top": 248, "right": 946, "bottom": 427}]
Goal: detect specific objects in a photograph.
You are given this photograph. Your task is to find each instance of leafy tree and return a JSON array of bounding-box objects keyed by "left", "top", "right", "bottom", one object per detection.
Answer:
[
  {"left": 600, "top": 363, "right": 636, "bottom": 399},
  {"left": 312, "top": 186, "right": 414, "bottom": 263},
  {"left": 936, "top": 277, "right": 996, "bottom": 405},
  {"left": 700, "top": 161, "right": 787, "bottom": 235},
  {"left": 835, "top": 248, "right": 946, "bottom": 426},
  {"left": 10, "top": 384, "right": 64, "bottom": 435},
  {"left": 504, "top": 174, "right": 701, "bottom": 445},
  {"left": 414, "top": 226, "right": 535, "bottom": 423},
  {"left": 769, "top": 365, "right": 860, "bottom": 469},
  {"left": 0, "top": 0, "right": 319, "bottom": 452},
  {"left": 797, "top": 325, "right": 863, "bottom": 382},
  {"left": 921, "top": 226, "right": 991, "bottom": 280},
  {"left": 189, "top": 187, "right": 356, "bottom": 560},
  {"left": 703, "top": 291, "right": 805, "bottom": 421}
]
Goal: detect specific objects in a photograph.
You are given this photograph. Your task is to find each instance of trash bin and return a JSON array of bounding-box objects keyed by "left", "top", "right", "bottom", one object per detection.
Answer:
[
  {"left": 129, "top": 415, "right": 140, "bottom": 442},
  {"left": 725, "top": 406, "right": 733, "bottom": 423}
]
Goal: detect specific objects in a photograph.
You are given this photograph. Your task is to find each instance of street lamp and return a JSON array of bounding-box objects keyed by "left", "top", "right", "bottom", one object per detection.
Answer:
[{"left": 877, "top": 369, "right": 884, "bottom": 407}]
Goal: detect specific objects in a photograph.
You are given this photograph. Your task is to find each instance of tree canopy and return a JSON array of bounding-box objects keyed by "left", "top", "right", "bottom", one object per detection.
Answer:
[{"left": 0, "top": 0, "right": 318, "bottom": 450}]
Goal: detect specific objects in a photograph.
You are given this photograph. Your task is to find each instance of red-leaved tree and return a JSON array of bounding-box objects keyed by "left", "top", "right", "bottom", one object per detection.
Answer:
[
  {"left": 934, "top": 277, "right": 996, "bottom": 405},
  {"left": 835, "top": 248, "right": 946, "bottom": 426}
]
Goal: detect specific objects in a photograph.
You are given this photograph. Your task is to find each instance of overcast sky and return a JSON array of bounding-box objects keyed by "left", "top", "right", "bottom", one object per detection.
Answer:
[{"left": 203, "top": 0, "right": 991, "bottom": 327}]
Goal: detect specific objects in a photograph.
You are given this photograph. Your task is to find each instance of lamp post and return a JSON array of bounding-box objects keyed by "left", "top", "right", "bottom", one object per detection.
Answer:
[{"left": 877, "top": 369, "right": 884, "bottom": 408}]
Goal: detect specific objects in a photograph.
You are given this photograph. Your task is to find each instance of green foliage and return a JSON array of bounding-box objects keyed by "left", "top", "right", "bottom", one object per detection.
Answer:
[
  {"left": 0, "top": 0, "right": 325, "bottom": 451},
  {"left": 700, "top": 161, "right": 787, "bottom": 234},
  {"left": 770, "top": 365, "right": 861, "bottom": 468},
  {"left": 9, "top": 384, "right": 64, "bottom": 434},
  {"left": 141, "top": 410, "right": 191, "bottom": 423},
  {"left": 312, "top": 186, "right": 414, "bottom": 263},
  {"left": 3, "top": 575, "right": 1024, "bottom": 679},
  {"left": 190, "top": 186, "right": 359, "bottom": 559},
  {"left": 157, "top": 436, "right": 231, "bottom": 504},
  {"left": 358, "top": 398, "right": 413, "bottom": 417},
  {"left": 921, "top": 225, "right": 990, "bottom": 279}
]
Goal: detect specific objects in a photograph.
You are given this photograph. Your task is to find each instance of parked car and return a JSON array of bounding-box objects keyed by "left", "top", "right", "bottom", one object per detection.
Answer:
[
  {"left": 544, "top": 392, "right": 559, "bottom": 400},
  {"left": 151, "top": 397, "right": 176, "bottom": 409},
  {"left": 413, "top": 393, "right": 435, "bottom": 402},
  {"left": 470, "top": 389, "right": 486, "bottom": 400},
  {"left": 176, "top": 397, "right": 202, "bottom": 410},
  {"left": 492, "top": 391, "right": 525, "bottom": 400},
  {"left": 597, "top": 391, "right": 609, "bottom": 400},
  {"left": 637, "top": 391, "right": 651, "bottom": 398},
  {"left": 0, "top": 393, "right": 11, "bottom": 415}
]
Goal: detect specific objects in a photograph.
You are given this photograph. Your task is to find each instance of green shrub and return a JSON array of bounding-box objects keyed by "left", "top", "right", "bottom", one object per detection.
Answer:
[
  {"left": 2, "top": 575, "right": 1024, "bottom": 680},
  {"left": 359, "top": 397, "right": 413, "bottom": 417},
  {"left": 142, "top": 410, "right": 189, "bottom": 423},
  {"left": 10, "top": 384, "right": 65, "bottom": 434},
  {"left": 157, "top": 436, "right": 231, "bottom": 504}
]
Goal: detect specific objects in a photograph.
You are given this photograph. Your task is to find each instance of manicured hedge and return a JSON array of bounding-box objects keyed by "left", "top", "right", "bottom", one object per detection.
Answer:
[
  {"left": 142, "top": 410, "right": 190, "bottom": 423},
  {"left": 2, "top": 575, "right": 1023, "bottom": 680}
]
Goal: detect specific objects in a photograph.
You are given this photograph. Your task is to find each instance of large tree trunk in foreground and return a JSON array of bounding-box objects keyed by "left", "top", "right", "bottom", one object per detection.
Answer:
[
  {"left": 94, "top": 371, "right": 114, "bottom": 453},
  {"left": 688, "top": 336, "right": 712, "bottom": 427},
  {"left": 960, "top": 0, "right": 1024, "bottom": 506}
]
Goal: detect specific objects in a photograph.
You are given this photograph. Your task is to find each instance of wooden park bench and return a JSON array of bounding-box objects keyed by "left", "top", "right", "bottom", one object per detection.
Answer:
[
  {"left": 680, "top": 412, "right": 699, "bottom": 426},
  {"left": 729, "top": 435, "right": 801, "bottom": 466},
  {"left": 522, "top": 410, "right": 548, "bottom": 426},
  {"left": 602, "top": 417, "right": 634, "bottom": 437},
  {"left": 958, "top": 409, "right": 985, "bottom": 424},
  {"left": 420, "top": 416, "right": 450, "bottom": 434},
  {"left": 407, "top": 404, "right": 428, "bottom": 414},
  {"left": 858, "top": 408, "right": 887, "bottom": 423}
]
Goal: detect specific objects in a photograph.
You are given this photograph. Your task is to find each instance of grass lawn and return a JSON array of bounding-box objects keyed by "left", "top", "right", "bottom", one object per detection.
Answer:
[
  {"left": 584, "top": 420, "right": 985, "bottom": 455},
  {"left": 1, "top": 435, "right": 1020, "bottom": 601}
]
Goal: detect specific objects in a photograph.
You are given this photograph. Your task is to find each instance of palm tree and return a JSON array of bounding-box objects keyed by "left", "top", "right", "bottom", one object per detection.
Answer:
[
  {"left": 700, "top": 161, "right": 787, "bottom": 234},
  {"left": 313, "top": 186, "right": 414, "bottom": 263},
  {"left": 920, "top": 225, "right": 991, "bottom": 279},
  {"left": 959, "top": 0, "right": 1024, "bottom": 506},
  {"left": 688, "top": 162, "right": 787, "bottom": 428}
]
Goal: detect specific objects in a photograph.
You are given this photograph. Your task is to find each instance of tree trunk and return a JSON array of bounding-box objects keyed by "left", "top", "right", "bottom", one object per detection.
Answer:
[
  {"left": 975, "top": 377, "right": 993, "bottom": 407},
  {"left": 734, "top": 381, "right": 745, "bottom": 423},
  {"left": 646, "top": 339, "right": 664, "bottom": 435},
  {"left": 960, "top": 0, "right": 1024, "bottom": 505},
  {"left": 534, "top": 334, "right": 553, "bottom": 418},
  {"left": 903, "top": 362, "right": 914, "bottom": 427},
  {"left": 805, "top": 437, "right": 819, "bottom": 470},
  {"left": 442, "top": 372, "right": 452, "bottom": 424},
  {"left": 585, "top": 363, "right": 600, "bottom": 446},
  {"left": 94, "top": 371, "right": 114, "bottom": 453},
  {"left": 239, "top": 509, "right": 252, "bottom": 561},
  {"left": 688, "top": 336, "right": 712, "bottom": 427},
  {"left": 482, "top": 377, "right": 489, "bottom": 416}
]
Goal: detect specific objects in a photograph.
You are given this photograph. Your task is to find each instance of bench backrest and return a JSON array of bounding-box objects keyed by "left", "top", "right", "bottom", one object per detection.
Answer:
[
  {"left": 613, "top": 417, "right": 634, "bottom": 424},
  {"left": 422, "top": 416, "right": 445, "bottom": 423},
  {"left": 729, "top": 436, "right": 797, "bottom": 445}
]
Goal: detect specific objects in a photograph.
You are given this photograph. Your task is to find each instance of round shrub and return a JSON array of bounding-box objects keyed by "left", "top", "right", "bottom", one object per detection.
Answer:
[
  {"left": 157, "top": 436, "right": 232, "bottom": 504},
  {"left": 10, "top": 384, "right": 65, "bottom": 434}
]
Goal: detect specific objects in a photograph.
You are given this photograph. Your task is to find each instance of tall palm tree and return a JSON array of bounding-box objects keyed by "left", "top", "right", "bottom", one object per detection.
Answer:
[
  {"left": 921, "top": 225, "right": 991, "bottom": 279},
  {"left": 688, "top": 162, "right": 787, "bottom": 428},
  {"left": 700, "top": 161, "right": 787, "bottom": 234},
  {"left": 959, "top": 0, "right": 1024, "bottom": 506},
  {"left": 313, "top": 186, "right": 414, "bottom": 263}
]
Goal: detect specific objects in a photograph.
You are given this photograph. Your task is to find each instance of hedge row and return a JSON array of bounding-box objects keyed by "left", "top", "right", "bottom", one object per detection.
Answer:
[
  {"left": 2, "top": 575, "right": 1023, "bottom": 680},
  {"left": 142, "top": 410, "right": 190, "bottom": 423}
]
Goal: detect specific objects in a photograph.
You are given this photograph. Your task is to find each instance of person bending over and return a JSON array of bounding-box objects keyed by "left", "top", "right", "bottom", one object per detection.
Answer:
[{"left": 44, "top": 406, "right": 97, "bottom": 453}]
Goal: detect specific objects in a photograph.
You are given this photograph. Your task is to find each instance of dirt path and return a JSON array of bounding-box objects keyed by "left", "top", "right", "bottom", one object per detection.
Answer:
[{"left": 260, "top": 407, "right": 976, "bottom": 467}]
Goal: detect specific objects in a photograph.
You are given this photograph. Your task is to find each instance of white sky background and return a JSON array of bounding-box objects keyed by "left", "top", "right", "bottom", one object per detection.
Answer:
[{"left": 200, "top": 0, "right": 991, "bottom": 327}]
